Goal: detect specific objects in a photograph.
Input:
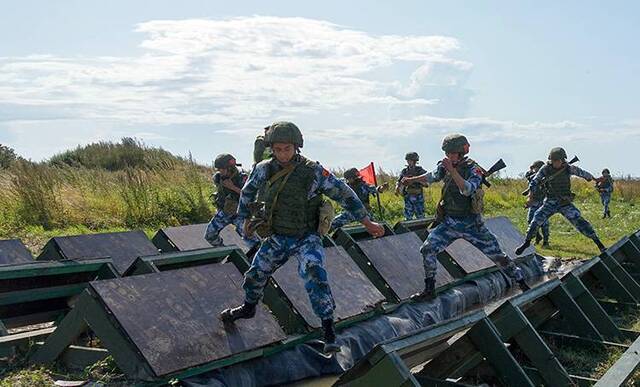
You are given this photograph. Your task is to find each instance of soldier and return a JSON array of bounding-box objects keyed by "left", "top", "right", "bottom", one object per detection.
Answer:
[
  {"left": 219, "top": 122, "right": 385, "bottom": 354},
  {"left": 204, "top": 154, "right": 260, "bottom": 248},
  {"left": 330, "top": 168, "right": 387, "bottom": 231},
  {"left": 402, "top": 134, "right": 528, "bottom": 300},
  {"left": 253, "top": 126, "right": 273, "bottom": 166},
  {"left": 396, "top": 152, "right": 427, "bottom": 220},
  {"left": 525, "top": 160, "right": 551, "bottom": 247},
  {"left": 596, "top": 168, "right": 614, "bottom": 218},
  {"left": 516, "top": 147, "right": 606, "bottom": 255}
]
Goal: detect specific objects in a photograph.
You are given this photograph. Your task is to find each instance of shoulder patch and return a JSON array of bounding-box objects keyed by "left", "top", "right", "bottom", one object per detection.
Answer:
[{"left": 322, "top": 168, "right": 330, "bottom": 177}]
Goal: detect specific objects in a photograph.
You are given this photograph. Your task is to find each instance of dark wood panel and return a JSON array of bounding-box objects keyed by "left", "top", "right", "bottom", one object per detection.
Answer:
[
  {"left": 154, "top": 223, "right": 211, "bottom": 252},
  {"left": 485, "top": 216, "right": 535, "bottom": 260},
  {"left": 39, "top": 231, "right": 159, "bottom": 275},
  {"left": 443, "top": 239, "right": 496, "bottom": 275},
  {"left": 0, "top": 240, "right": 33, "bottom": 266},
  {"left": 272, "top": 246, "right": 385, "bottom": 328},
  {"left": 90, "top": 264, "right": 286, "bottom": 377},
  {"left": 357, "top": 233, "right": 454, "bottom": 300}
]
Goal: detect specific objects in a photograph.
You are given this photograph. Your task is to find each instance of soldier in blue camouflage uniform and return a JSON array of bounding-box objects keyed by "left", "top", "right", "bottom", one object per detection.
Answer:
[
  {"left": 516, "top": 147, "right": 606, "bottom": 255},
  {"left": 402, "top": 135, "right": 528, "bottom": 300},
  {"left": 330, "top": 168, "right": 386, "bottom": 231},
  {"left": 525, "top": 160, "right": 551, "bottom": 247},
  {"left": 204, "top": 154, "right": 260, "bottom": 248},
  {"left": 252, "top": 126, "right": 273, "bottom": 166},
  {"left": 219, "top": 122, "right": 385, "bottom": 354},
  {"left": 396, "top": 152, "right": 427, "bottom": 220},
  {"left": 596, "top": 168, "right": 614, "bottom": 218}
]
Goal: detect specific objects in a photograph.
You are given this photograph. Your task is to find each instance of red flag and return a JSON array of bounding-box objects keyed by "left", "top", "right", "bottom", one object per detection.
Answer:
[{"left": 358, "top": 162, "right": 377, "bottom": 186}]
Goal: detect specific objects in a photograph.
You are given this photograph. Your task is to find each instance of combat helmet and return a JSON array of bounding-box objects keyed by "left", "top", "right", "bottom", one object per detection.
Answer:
[
  {"left": 548, "top": 147, "right": 567, "bottom": 161},
  {"left": 214, "top": 153, "right": 240, "bottom": 169},
  {"left": 441, "top": 134, "right": 469, "bottom": 154},
  {"left": 530, "top": 160, "right": 545, "bottom": 170},
  {"left": 405, "top": 152, "right": 419, "bottom": 161},
  {"left": 344, "top": 168, "right": 360, "bottom": 180},
  {"left": 265, "top": 121, "right": 303, "bottom": 147},
  {"left": 602, "top": 168, "right": 610, "bottom": 175}
]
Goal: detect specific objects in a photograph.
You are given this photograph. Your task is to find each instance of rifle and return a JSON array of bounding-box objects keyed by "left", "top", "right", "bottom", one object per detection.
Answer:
[
  {"left": 481, "top": 158, "right": 506, "bottom": 188},
  {"left": 522, "top": 155, "right": 579, "bottom": 196}
]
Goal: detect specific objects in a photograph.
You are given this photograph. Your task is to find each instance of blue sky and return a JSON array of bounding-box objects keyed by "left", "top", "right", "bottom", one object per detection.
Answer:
[{"left": 1, "top": 1, "right": 639, "bottom": 176}]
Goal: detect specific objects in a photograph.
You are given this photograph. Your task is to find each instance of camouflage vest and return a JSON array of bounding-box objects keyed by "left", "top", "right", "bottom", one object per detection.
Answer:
[
  {"left": 402, "top": 166, "right": 425, "bottom": 195},
  {"left": 526, "top": 170, "right": 546, "bottom": 202},
  {"left": 542, "top": 164, "right": 572, "bottom": 199},
  {"left": 263, "top": 156, "right": 322, "bottom": 236},
  {"left": 214, "top": 169, "right": 245, "bottom": 208},
  {"left": 350, "top": 178, "right": 371, "bottom": 211},
  {"left": 441, "top": 159, "right": 476, "bottom": 217}
]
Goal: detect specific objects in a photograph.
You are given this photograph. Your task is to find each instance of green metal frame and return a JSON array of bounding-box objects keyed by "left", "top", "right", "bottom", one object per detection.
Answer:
[
  {"left": 392, "top": 217, "right": 436, "bottom": 241},
  {"left": 124, "top": 246, "right": 246, "bottom": 276}
]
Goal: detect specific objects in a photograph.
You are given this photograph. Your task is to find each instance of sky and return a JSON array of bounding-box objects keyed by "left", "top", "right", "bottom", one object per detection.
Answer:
[{"left": 1, "top": 0, "right": 639, "bottom": 176}]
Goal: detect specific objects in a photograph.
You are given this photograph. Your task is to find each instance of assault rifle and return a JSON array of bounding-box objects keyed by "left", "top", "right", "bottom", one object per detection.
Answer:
[
  {"left": 481, "top": 158, "right": 507, "bottom": 188},
  {"left": 521, "top": 155, "right": 579, "bottom": 196}
]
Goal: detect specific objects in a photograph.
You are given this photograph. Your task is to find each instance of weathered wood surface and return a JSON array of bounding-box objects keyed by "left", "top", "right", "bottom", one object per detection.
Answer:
[
  {"left": 485, "top": 216, "right": 535, "bottom": 260},
  {"left": 0, "top": 240, "right": 33, "bottom": 266},
  {"left": 357, "top": 233, "right": 454, "bottom": 300},
  {"left": 442, "top": 239, "right": 496, "bottom": 275},
  {"left": 272, "top": 246, "right": 385, "bottom": 328},
  {"left": 38, "top": 231, "right": 159, "bottom": 275},
  {"left": 153, "top": 223, "right": 211, "bottom": 252},
  {"left": 90, "top": 264, "right": 286, "bottom": 377},
  {"left": 219, "top": 225, "right": 256, "bottom": 254}
]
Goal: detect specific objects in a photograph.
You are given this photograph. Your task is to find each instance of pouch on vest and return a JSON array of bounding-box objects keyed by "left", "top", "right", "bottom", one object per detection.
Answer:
[
  {"left": 558, "top": 193, "right": 576, "bottom": 206},
  {"left": 246, "top": 201, "right": 272, "bottom": 238},
  {"left": 405, "top": 186, "right": 423, "bottom": 195},
  {"left": 317, "top": 200, "right": 335, "bottom": 236},
  {"left": 223, "top": 195, "right": 239, "bottom": 215},
  {"left": 470, "top": 188, "right": 485, "bottom": 214}
]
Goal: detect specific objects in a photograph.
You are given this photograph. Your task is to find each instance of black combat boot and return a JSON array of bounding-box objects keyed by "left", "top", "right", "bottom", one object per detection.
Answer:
[
  {"left": 220, "top": 301, "right": 257, "bottom": 323},
  {"left": 535, "top": 231, "right": 543, "bottom": 245},
  {"left": 542, "top": 238, "right": 550, "bottom": 249},
  {"left": 322, "top": 319, "right": 341, "bottom": 354},
  {"left": 515, "top": 239, "right": 532, "bottom": 256},
  {"left": 593, "top": 238, "right": 607, "bottom": 254},
  {"left": 411, "top": 278, "right": 436, "bottom": 302}
]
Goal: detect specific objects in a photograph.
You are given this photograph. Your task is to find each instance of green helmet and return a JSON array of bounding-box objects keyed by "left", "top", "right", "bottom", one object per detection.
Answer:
[
  {"left": 548, "top": 147, "right": 567, "bottom": 161},
  {"left": 441, "top": 134, "right": 469, "bottom": 154},
  {"left": 602, "top": 168, "right": 610, "bottom": 175},
  {"left": 344, "top": 168, "right": 359, "bottom": 180},
  {"left": 265, "top": 121, "right": 303, "bottom": 147},
  {"left": 214, "top": 153, "right": 239, "bottom": 169},
  {"left": 531, "top": 160, "right": 545, "bottom": 169},
  {"left": 405, "top": 152, "right": 419, "bottom": 161}
]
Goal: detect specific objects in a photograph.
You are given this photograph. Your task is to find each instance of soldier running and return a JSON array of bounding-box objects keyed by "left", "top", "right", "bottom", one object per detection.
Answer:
[
  {"left": 525, "top": 160, "right": 551, "bottom": 247},
  {"left": 596, "top": 168, "right": 614, "bottom": 218},
  {"left": 330, "top": 168, "right": 387, "bottom": 231},
  {"left": 204, "top": 154, "right": 260, "bottom": 248},
  {"left": 219, "top": 122, "right": 385, "bottom": 354},
  {"left": 396, "top": 152, "right": 427, "bottom": 220},
  {"left": 402, "top": 134, "right": 528, "bottom": 300},
  {"left": 516, "top": 147, "right": 606, "bottom": 255}
]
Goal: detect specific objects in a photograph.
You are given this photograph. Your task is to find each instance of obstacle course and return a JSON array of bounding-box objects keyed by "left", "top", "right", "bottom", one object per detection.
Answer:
[{"left": 0, "top": 217, "right": 638, "bottom": 386}]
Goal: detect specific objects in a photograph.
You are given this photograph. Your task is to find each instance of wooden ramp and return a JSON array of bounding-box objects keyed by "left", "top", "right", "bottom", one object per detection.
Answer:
[
  {"left": 38, "top": 230, "right": 159, "bottom": 275},
  {"left": 152, "top": 223, "right": 257, "bottom": 255},
  {"left": 486, "top": 216, "right": 536, "bottom": 260},
  {"left": 0, "top": 239, "right": 34, "bottom": 266},
  {"left": 437, "top": 238, "right": 498, "bottom": 278},
  {"left": 393, "top": 217, "right": 436, "bottom": 241},
  {"left": 31, "top": 264, "right": 287, "bottom": 381}
]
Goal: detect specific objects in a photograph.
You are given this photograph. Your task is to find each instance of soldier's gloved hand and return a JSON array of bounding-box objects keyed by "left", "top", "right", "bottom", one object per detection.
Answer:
[{"left": 362, "top": 218, "right": 385, "bottom": 238}]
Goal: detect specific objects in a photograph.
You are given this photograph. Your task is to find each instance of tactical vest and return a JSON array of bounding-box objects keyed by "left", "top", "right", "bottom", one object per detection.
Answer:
[
  {"left": 543, "top": 164, "right": 572, "bottom": 199},
  {"left": 526, "top": 170, "right": 546, "bottom": 202},
  {"left": 214, "top": 169, "right": 244, "bottom": 208},
  {"left": 350, "top": 178, "right": 371, "bottom": 211},
  {"left": 263, "top": 156, "right": 322, "bottom": 236},
  {"left": 402, "top": 166, "right": 425, "bottom": 195},
  {"left": 441, "top": 159, "right": 475, "bottom": 217}
]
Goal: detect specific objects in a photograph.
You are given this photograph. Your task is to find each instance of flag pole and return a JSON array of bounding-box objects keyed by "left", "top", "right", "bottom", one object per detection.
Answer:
[{"left": 371, "top": 162, "right": 384, "bottom": 221}]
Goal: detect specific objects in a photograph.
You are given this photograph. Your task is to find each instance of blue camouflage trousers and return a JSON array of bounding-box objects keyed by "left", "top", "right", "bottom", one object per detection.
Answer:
[
  {"left": 527, "top": 202, "right": 550, "bottom": 241},
  {"left": 404, "top": 193, "right": 425, "bottom": 220},
  {"left": 525, "top": 199, "right": 597, "bottom": 241},
  {"left": 420, "top": 215, "right": 523, "bottom": 282},
  {"left": 243, "top": 233, "right": 335, "bottom": 320},
  {"left": 600, "top": 193, "right": 611, "bottom": 215},
  {"left": 204, "top": 210, "right": 260, "bottom": 247}
]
